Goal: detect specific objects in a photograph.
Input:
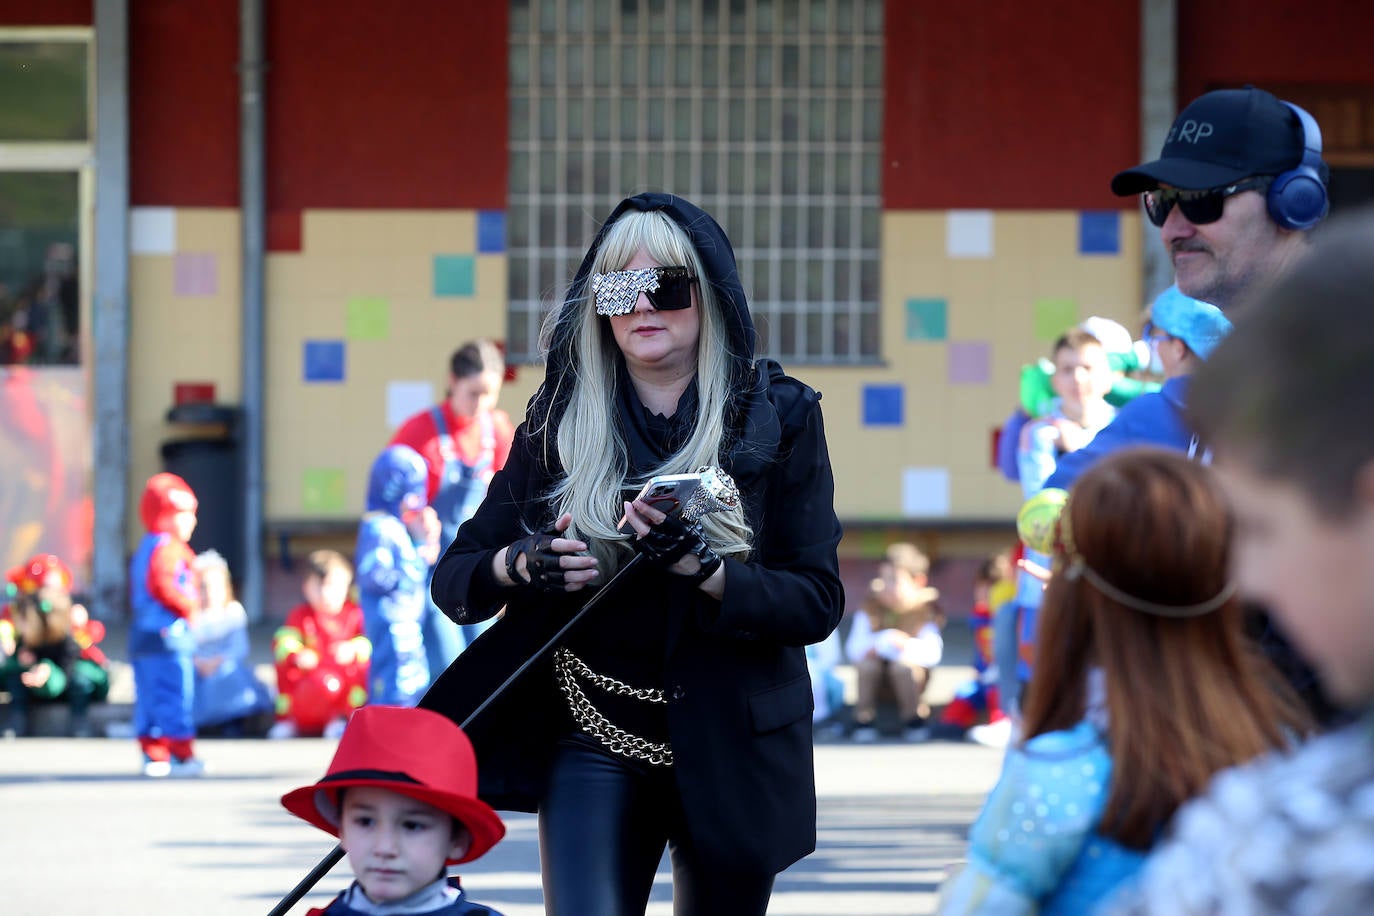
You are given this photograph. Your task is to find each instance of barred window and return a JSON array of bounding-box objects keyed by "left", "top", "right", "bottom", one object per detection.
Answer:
[{"left": 508, "top": 0, "right": 884, "bottom": 364}]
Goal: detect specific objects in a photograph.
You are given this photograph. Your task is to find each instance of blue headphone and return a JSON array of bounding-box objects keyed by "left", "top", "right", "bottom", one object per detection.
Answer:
[{"left": 1268, "top": 101, "right": 1329, "bottom": 231}]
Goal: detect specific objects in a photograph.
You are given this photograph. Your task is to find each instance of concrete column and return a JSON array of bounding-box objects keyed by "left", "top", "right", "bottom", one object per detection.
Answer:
[
  {"left": 92, "top": 0, "right": 129, "bottom": 619},
  {"left": 1140, "top": 0, "right": 1177, "bottom": 305}
]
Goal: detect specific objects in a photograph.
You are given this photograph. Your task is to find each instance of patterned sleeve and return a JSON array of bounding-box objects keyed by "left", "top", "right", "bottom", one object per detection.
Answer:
[{"left": 939, "top": 724, "right": 1112, "bottom": 914}]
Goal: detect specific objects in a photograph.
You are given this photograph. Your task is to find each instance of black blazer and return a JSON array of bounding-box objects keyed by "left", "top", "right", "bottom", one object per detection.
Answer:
[{"left": 427, "top": 368, "right": 844, "bottom": 876}]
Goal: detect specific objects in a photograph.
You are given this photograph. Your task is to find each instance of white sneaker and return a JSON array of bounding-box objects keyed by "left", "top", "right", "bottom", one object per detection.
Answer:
[
  {"left": 267, "top": 720, "right": 298, "bottom": 740},
  {"left": 850, "top": 725, "right": 879, "bottom": 743},
  {"left": 142, "top": 758, "right": 172, "bottom": 778},
  {"left": 968, "top": 718, "right": 1014, "bottom": 749},
  {"left": 169, "top": 757, "right": 207, "bottom": 778},
  {"left": 322, "top": 717, "right": 348, "bottom": 740}
]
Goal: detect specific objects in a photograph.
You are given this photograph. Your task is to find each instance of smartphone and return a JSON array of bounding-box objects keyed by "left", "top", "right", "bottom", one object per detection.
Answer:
[{"left": 618, "top": 472, "right": 703, "bottom": 532}]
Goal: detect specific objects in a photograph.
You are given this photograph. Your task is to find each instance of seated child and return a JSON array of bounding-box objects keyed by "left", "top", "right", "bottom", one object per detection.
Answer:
[
  {"left": 938, "top": 549, "right": 1015, "bottom": 737},
  {"left": 939, "top": 449, "right": 1309, "bottom": 913},
  {"left": 1, "top": 584, "right": 110, "bottom": 737},
  {"left": 271, "top": 549, "right": 369, "bottom": 739},
  {"left": 280, "top": 705, "right": 507, "bottom": 914},
  {"left": 190, "top": 550, "right": 275, "bottom": 736},
  {"left": 845, "top": 542, "right": 946, "bottom": 741}
]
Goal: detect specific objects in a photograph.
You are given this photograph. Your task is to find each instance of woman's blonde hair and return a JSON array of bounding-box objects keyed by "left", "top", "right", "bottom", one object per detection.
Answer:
[{"left": 537, "top": 210, "right": 753, "bottom": 574}]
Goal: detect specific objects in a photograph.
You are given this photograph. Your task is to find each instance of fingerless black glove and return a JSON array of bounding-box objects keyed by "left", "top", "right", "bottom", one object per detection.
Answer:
[
  {"left": 631, "top": 516, "right": 723, "bottom": 585},
  {"left": 506, "top": 532, "right": 568, "bottom": 592}
]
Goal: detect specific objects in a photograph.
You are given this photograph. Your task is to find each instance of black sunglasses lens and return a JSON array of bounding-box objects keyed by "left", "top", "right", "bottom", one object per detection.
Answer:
[
  {"left": 1143, "top": 192, "right": 1170, "bottom": 227},
  {"left": 645, "top": 272, "right": 694, "bottom": 310},
  {"left": 1144, "top": 187, "right": 1229, "bottom": 227}
]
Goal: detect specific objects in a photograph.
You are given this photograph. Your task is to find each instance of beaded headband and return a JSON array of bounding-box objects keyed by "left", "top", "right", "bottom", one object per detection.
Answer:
[{"left": 1058, "top": 500, "right": 1235, "bottom": 618}]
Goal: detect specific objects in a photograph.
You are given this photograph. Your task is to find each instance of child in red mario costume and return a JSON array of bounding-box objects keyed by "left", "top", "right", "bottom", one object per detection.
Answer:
[
  {"left": 129, "top": 472, "right": 205, "bottom": 778},
  {"left": 281, "top": 706, "right": 507, "bottom": 915}
]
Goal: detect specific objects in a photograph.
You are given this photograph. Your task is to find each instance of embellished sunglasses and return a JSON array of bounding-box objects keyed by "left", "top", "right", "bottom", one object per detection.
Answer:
[
  {"left": 1142, "top": 176, "right": 1272, "bottom": 228},
  {"left": 591, "top": 266, "right": 697, "bottom": 317}
]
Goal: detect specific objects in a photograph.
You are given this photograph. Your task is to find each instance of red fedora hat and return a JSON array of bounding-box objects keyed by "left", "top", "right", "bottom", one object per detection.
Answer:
[{"left": 281, "top": 706, "right": 505, "bottom": 864}]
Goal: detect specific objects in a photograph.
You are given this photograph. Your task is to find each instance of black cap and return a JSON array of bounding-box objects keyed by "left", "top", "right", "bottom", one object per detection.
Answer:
[{"left": 1112, "top": 87, "right": 1306, "bottom": 195}]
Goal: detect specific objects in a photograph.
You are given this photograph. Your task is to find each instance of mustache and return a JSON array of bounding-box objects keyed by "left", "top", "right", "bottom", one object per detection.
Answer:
[{"left": 1170, "top": 238, "right": 1210, "bottom": 256}]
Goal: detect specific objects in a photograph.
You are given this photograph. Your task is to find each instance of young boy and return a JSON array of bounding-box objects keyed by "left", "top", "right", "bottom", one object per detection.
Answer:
[
  {"left": 280, "top": 705, "right": 507, "bottom": 914},
  {"left": 270, "top": 549, "right": 370, "bottom": 739},
  {"left": 1115, "top": 213, "right": 1374, "bottom": 912},
  {"left": 356, "top": 445, "right": 439, "bottom": 707},
  {"left": 129, "top": 472, "right": 204, "bottom": 777}
]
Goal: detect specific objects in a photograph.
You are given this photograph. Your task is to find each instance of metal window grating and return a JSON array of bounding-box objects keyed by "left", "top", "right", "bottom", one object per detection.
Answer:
[{"left": 507, "top": 0, "right": 883, "bottom": 365}]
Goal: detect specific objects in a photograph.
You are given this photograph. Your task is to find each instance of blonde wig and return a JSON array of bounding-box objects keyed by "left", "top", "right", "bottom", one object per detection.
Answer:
[{"left": 538, "top": 210, "right": 753, "bottom": 575}]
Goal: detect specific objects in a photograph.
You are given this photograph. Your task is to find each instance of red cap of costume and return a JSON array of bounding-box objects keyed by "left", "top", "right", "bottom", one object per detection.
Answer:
[{"left": 139, "top": 472, "right": 198, "bottom": 534}]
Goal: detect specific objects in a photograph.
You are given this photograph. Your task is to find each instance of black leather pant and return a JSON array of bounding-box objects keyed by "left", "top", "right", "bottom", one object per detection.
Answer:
[{"left": 538, "top": 736, "right": 775, "bottom": 916}]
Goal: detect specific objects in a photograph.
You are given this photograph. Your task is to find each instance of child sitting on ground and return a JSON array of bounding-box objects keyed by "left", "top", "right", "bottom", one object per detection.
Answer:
[
  {"left": 280, "top": 705, "right": 507, "bottom": 914},
  {"left": 191, "top": 550, "right": 275, "bottom": 736},
  {"left": 937, "top": 549, "right": 1015, "bottom": 738},
  {"left": 0, "top": 585, "right": 110, "bottom": 737},
  {"left": 845, "top": 542, "right": 946, "bottom": 742},
  {"left": 270, "top": 549, "right": 369, "bottom": 739}
]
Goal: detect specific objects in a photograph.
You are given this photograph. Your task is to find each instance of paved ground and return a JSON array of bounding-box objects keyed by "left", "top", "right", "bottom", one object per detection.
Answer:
[{"left": 0, "top": 735, "right": 1002, "bottom": 915}]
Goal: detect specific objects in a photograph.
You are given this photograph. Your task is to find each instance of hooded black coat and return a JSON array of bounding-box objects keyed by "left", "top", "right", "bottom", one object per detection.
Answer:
[{"left": 427, "top": 193, "right": 844, "bottom": 876}]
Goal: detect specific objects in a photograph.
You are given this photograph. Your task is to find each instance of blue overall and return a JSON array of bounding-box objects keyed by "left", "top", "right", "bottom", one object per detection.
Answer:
[
  {"left": 128, "top": 533, "right": 197, "bottom": 741},
  {"left": 423, "top": 406, "right": 496, "bottom": 669}
]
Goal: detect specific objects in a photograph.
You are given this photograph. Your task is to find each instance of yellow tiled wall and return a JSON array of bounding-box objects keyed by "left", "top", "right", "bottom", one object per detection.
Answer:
[{"left": 127, "top": 206, "right": 1143, "bottom": 544}]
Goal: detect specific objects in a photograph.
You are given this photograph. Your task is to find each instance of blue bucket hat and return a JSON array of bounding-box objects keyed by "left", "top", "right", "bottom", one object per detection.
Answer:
[{"left": 1149, "top": 286, "right": 1233, "bottom": 360}]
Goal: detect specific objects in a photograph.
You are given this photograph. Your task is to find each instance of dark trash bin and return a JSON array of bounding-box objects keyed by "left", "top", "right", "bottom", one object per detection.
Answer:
[{"left": 160, "top": 403, "right": 244, "bottom": 577}]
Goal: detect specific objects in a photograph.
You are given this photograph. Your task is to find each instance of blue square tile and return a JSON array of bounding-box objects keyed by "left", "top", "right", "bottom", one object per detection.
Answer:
[
  {"left": 434, "top": 255, "right": 476, "bottom": 297},
  {"left": 862, "top": 383, "right": 904, "bottom": 427},
  {"left": 303, "top": 339, "right": 345, "bottom": 383},
  {"left": 477, "top": 210, "right": 506, "bottom": 253},
  {"left": 1078, "top": 211, "right": 1120, "bottom": 255}
]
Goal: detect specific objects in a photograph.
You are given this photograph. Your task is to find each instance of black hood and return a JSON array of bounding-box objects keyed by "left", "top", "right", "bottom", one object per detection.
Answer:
[{"left": 528, "top": 193, "right": 759, "bottom": 437}]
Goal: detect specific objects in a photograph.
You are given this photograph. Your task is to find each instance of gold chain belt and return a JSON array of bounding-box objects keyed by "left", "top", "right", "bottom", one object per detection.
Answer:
[{"left": 553, "top": 647, "right": 673, "bottom": 767}]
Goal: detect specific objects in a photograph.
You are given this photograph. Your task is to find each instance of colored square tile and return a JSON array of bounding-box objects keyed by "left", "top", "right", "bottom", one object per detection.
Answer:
[
  {"left": 862, "top": 383, "right": 904, "bottom": 427},
  {"left": 1078, "top": 211, "right": 1120, "bottom": 255},
  {"left": 347, "top": 297, "right": 390, "bottom": 340},
  {"left": 477, "top": 210, "right": 506, "bottom": 253},
  {"left": 434, "top": 254, "right": 476, "bottom": 297},
  {"left": 173, "top": 252, "right": 218, "bottom": 296},
  {"left": 301, "top": 468, "right": 348, "bottom": 513},
  {"left": 1033, "top": 297, "right": 1078, "bottom": 341},
  {"left": 946, "top": 210, "right": 994, "bottom": 258},
  {"left": 902, "top": 466, "right": 951, "bottom": 517},
  {"left": 948, "top": 340, "right": 991, "bottom": 385},
  {"left": 303, "top": 339, "right": 346, "bottom": 383},
  {"left": 130, "top": 207, "right": 176, "bottom": 254},
  {"left": 905, "top": 297, "right": 948, "bottom": 341}
]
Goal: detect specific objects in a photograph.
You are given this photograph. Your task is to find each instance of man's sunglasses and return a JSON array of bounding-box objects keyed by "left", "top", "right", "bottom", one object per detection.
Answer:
[
  {"left": 1142, "top": 176, "right": 1272, "bottom": 228},
  {"left": 591, "top": 266, "right": 697, "bottom": 317}
]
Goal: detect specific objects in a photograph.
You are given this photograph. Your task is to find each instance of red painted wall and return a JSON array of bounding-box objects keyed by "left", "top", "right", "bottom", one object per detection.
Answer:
[
  {"left": 1178, "top": 2, "right": 1374, "bottom": 103},
  {"left": 129, "top": 0, "right": 508, "bottom": 211},
  {"left": 130, "top": 0, "right": 240, "bottom": 207},
  {"left": 0, "top": 0, "right": 90, "bottom": 25},
  {"left": 267, "top": 1, "right": 508, "bottom": 210},
  {"left": 883, "top": 0, "right": 1139, "bottom": 211}
]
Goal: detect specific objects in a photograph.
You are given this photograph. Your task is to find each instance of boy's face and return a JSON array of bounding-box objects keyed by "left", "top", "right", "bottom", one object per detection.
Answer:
[
  {"left": 1051, "top": 342, "right": 1113, "bottom": 411},
  {"left": 304, "top": 568, "right": 351, "bottom": 615},
  {"left": 172, "top": 510, "right": 197, "bottom": 543},
  {"left": 1217, "top": 458, "right": 1374, "bottom": 707},
  {"left": 874, "top": 562, "right": 925, "bottom": 610},
  {"left": 338, "top": 786, "right": 468, "bottom": 904}
]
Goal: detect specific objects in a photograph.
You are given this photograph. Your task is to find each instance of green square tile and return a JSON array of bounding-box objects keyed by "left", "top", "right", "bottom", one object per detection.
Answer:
[
  {"left": 905, "top": 297, "right": 948, "bottom": 341},
  {"left": 1033, "top": 297, "right": 1078, "bottom": 341},
  {"left": 434, "top": 254, "right": 476, "bottom": 297},
  {"left": 302, "top": 468, "right": 348, "bottom": 513},
  {"left": 346, "top": 297, "right": 390, "bottom": 341}
]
